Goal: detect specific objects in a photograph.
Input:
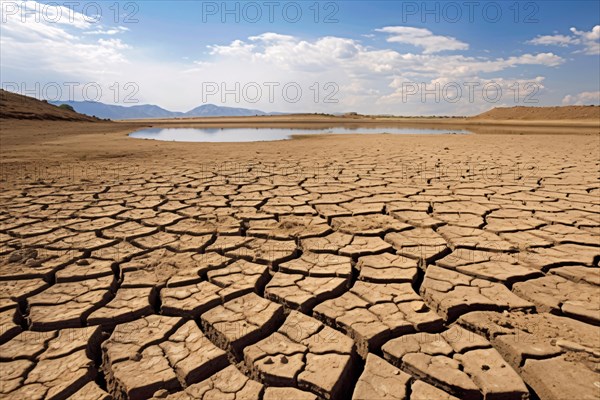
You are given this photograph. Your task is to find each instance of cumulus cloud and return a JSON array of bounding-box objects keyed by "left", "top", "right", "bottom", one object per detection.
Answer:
[
  {"left": 570, "top": 26, "right": 600, "bottom": 55},
  {"left": 0, "top": 0, "right": 93, "bottom": 29},
  {"left": 208, "top": 40, "right": 256, "bottom": 57},
  {"left": 562, "top": 91, "right": 600, "bottom": 105},
  {"left": 379, "top": 76, "right": 547, "bottom": 114},
  {"left": 527, "top": 34, "right": 577, "bottom": 47},
  {"left": 188, "top": 33, "right": 563, "bottom": 114},
  {"left": 249, "top": 33, "right": 295, "bottom": 43},
  {"left": 376, "top": 26, "right": 469, "bottom": 54},
  {"left": 0, "top": 0, "right": 131, "bottom": 76},
  {"left": 527, "top": 25, "right": 600, "bottom": 55},
  {"left": 202, "top": 35, "right": 562, "bottom": 77}
]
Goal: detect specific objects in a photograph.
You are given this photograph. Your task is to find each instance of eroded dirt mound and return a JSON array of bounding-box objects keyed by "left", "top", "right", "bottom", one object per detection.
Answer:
[
  {"left": 472, "top": 106, "right": 600, "bottom": 120},
  {"left": 0, "top": 90, "right": 100, "bottom": 122}
]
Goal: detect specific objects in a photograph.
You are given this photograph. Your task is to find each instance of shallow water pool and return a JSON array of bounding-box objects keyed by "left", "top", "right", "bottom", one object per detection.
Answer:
[{"left": 129, "top": 127, "right": 471, "bottom": 142}]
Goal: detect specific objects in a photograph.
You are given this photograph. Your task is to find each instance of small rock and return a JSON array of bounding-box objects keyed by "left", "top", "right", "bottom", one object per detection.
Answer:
[
  {"left": 25, "top": 258, "right": 42, "bottom": 267},
  {"left": 8, "top": 253, "right": 22, "bottom": 263},
  {"left": 9, "top": 248, "right": 37, "bottom": 263}
]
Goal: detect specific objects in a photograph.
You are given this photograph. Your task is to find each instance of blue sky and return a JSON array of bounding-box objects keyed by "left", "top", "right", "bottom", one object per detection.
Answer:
[{"left": 1, "top": 0, "right": 599, "bottom": 114}]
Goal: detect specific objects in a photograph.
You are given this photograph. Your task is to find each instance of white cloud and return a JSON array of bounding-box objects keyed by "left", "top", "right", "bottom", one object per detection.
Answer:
[
  {"left": 1, "top": 0, "right": 93, "bottom": 29},
  {"left": 249, "top": 33, "right": 295, "bottom": 43},
  {"left": 379, "top": 76, "right": 547, "bottom": 115},
  {"left": 527, "top": 25, "right": 600, "bottom": 55},
  {"left": 376, "top": 26, "right": 469, "bottom": 54},
  {"left": 571, "top": 26, "right": 600, "bottom": 41},
  {"left": 208, "top": 40, "right": 256, "bottom": 57},
  {"left": 562, "top": 91, "right": 600, "bottom": 105},
  {"left": 201, "top": 35, "right": 562, "bottom": 78},
  {"left": 97, "top": 38, "right": 130, "bottom": 50},
  {"left": 527, "top": 34, "right": 577, "bottom": 47},
  {"left": 571, "top": 26, "right": 600, "bottom": 55},
  {"left": 185, "top": 34, "right": 563, "bottom": 114},
  {"left": 506, "top": 53, "right": 564, "bottom": 67},
  {"left": 0, "top": 0, "right": 130, "bottom": 77},
  {"left": 84, "top": 26, "right": 130, "bottom": 35}
]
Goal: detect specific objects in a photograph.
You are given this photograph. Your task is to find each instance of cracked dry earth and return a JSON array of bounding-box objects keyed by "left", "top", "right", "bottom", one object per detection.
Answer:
[{"left": 0, "top": 134, "right": 599, "bottom": 400}]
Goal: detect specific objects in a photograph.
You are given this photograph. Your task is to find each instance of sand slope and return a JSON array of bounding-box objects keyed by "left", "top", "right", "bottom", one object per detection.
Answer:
[
  {"left": 0, "top": 89, "right": 100, "bottom": 122},
  {"left": 472, "top": 105, "right": 600, "bottom": 121}
]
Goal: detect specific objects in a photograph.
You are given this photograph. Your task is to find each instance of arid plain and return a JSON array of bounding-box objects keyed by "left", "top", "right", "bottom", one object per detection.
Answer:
[{"left": 1, "top": 94, "right": 599, "bottom": 400}]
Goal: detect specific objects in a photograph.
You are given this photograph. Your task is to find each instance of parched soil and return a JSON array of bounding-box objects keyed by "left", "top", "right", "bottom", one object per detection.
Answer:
[{"left": 0, "top": 119, "right": 599, "bottom": 400}]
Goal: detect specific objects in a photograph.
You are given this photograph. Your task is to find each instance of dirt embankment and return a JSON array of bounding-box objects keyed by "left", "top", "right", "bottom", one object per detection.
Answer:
[
  {"left": 0, "top": 89, "right": 101, "bottom": 122},
  {"left": 471, "top": 106, "right": 600, "bottom": 121}
]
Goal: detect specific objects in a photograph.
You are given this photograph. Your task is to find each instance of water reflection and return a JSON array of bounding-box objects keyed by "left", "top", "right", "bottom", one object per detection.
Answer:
[{"left": 129, "top": 126, "right": 471, "bottom": 142}]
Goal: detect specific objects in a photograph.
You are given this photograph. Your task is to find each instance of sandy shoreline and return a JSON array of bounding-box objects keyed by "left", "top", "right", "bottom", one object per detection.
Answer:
[
  {"left": 1, "top": 115, "right": 598, "bottom": 170},
  {"left": 121, "top": 114, "right": 600, "bottom": 129},
  {"left": 1, "top": 115, "right": 598, "bottom": 159}
]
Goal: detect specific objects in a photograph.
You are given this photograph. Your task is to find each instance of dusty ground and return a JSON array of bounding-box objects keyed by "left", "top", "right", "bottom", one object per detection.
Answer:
[{"left": 0, "top": 116, "right": 599, "bottom": 400}]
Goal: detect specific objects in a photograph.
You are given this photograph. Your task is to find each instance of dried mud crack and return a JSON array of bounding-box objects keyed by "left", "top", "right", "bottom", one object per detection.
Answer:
[{"left": 0, "top": 133, "right": 599, "bottom": 400}]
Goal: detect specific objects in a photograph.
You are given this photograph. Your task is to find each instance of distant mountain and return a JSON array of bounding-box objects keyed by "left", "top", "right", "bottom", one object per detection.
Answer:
[
  {"left": 49, "top": 101, "right": 182, "bottom": 119},
  {"left": 185, "top": 104, "right": 267, "bottom": 117},
  {"left": 50, "top": 101, "right": 275, "bottom": 120}
]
